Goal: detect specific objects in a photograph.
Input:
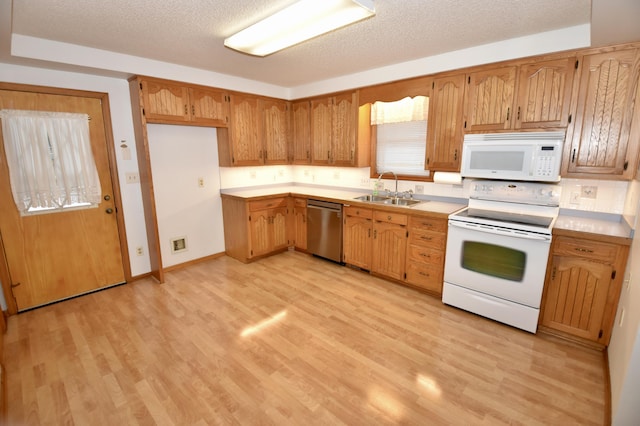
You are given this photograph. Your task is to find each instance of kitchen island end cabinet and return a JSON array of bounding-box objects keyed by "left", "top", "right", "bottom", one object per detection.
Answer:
[
  {"left": 221, "top": 195, "right": 290, "bottom": 263},
  {"left": 539, "top": 235, "right": 630, "bottom": 348}
]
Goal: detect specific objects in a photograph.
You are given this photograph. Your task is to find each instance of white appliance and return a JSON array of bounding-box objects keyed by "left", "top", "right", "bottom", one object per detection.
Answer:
[
  {"left": 460, "top": 131, "right": 565, "bottom": 182},
  {"left": 443, "top": 180, "right": 560, "bottom": 333}
]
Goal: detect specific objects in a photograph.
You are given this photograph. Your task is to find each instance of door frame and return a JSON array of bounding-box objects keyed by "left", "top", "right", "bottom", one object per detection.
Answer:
[{"left": 0, "top": 82, "right": 132, "bottom": 315}]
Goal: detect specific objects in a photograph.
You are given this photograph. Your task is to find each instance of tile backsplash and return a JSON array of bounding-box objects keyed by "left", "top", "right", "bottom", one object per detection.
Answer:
[{"left": 219, "top": 165, "right": 630, "bottom": 214}]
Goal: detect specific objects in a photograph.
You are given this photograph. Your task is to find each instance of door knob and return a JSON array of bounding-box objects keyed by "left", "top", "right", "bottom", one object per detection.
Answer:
[{"left": 105, "top": 208, "right": 113, "bottom": 214}]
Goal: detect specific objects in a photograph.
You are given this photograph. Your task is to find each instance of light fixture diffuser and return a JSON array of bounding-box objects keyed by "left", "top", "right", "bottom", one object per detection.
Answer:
[{"left": 224, "top": 0, "right": 375, "bottom": 57}]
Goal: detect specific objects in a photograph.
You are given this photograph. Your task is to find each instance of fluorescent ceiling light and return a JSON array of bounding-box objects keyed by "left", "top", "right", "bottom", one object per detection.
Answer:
[{"left": 224, "top": 0, "right": 375, "bottom": 57}]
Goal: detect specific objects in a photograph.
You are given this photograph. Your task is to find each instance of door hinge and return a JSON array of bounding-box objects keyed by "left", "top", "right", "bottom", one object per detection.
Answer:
[
  {"left": 575, "top": 60, "right": 579, "bottom": 69},
  {"left": 612, "top": 270, "right": 617, "bottom": 280},
  {"left": 598, "top": 329, "right": 603, "bottom": 339}
]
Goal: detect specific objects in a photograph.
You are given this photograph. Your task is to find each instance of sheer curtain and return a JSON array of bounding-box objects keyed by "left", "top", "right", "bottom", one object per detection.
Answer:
[{"left": 0, "top": 109, "right": 101, "bottom": 215}]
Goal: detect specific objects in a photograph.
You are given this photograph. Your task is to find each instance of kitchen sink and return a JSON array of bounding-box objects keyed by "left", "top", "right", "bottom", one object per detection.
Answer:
[
  {"left": 353, "top": 194, "right": 422, "bottom": 207},
  {"left": 353, "top": 194, "right": 392, "bottom": 203},
  {"left": 387, "top": 198, "right": 422, "bottom": 206}
]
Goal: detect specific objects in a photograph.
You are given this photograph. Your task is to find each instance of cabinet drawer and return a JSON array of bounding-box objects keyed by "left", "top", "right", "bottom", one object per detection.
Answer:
[
  {"left": 409, "top": 228, "right": 446, "bottom": 248},
  {"left": 407, "top": 244, "right": 443, "bottom": 266},
  {"left": 344, "top": 206, "right": 373, "bottom": 219},
  {"left": 374, "top": 210, "right": 408, "bottom": 226},
  {"left": 409, "top": 216, "right": 447, "bottom": 233},
  {"left": 249, "top": 197, "right": 288, "bottom": 211},
  {"left": 554, "top": 236, "right": 618, "bottom": 263},
  {"left": 293, "top": 197, "right": 307, "bottom": 208},
  {"left": 405, "top": 262, "right": 443, "bottom": 293}
]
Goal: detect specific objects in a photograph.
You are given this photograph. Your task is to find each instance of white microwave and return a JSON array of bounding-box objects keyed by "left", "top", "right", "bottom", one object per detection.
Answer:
[{"left": 460, "top": 132, "right": 565, "bottom": 182}]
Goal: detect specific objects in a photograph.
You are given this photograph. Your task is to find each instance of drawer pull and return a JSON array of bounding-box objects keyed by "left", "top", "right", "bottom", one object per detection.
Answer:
[
  {"left": 420, "top": 236, "right": 433, "bottom": 241},
  {"left": 419, "top": 272, "right": 430, "bottom": 277},
  {"left": 574, "top": 247, "right": 594, "bottom": 253},
  {"left": 420, "top": 252, "right": 430, "bottom": 258},
  {"left": 387, "top": 215, "right": 392, "bottom": 220}
]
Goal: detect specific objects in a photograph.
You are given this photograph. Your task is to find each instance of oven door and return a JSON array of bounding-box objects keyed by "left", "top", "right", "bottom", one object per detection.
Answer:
[{"left": 444, "top": 220, "right": 551, "bottom": 308}]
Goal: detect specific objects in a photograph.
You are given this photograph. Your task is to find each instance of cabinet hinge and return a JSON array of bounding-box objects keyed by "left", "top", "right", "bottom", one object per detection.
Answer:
[
  {"left": 467, "top": 76, "right": 471, "bottom": 84},
  {"left": 598, "top": 329, "right": 603, "bottom": 339},
  {"left": 624, "top": 161, "right": 629, "bottom": 171},
  {"left": 612, "top": 270, "right": 617, "bottom": 280},
  {"left": 568, "top": 114, "right": 572, "bottom": 124},
  {"left": 432, "top": 81, "right": 435, "bottom": 90},
  {"left": 575, "top": 60, "right": 579, "bottom": 69}
]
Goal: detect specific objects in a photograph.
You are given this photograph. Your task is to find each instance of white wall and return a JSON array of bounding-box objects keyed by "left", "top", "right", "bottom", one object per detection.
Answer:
[
  {"left": 147, "top": 124, "right": 224, "bottom": 267},
  {"left": 610, "top": 178, "right": 640, "bottom": 425}
]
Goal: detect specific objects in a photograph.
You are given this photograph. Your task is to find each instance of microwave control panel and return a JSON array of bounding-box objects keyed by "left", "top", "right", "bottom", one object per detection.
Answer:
[{"left": 533, "top": 145, "right": 561, "bottom": 178}]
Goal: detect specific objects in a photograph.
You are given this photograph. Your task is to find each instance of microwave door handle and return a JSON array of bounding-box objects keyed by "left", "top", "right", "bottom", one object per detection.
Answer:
[{"left": 448, "top": 221, "right": 550, "bottom": 241}]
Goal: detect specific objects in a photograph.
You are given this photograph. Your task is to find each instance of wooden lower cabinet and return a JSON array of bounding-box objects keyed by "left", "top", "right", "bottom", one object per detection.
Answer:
[
  {"left": 343, "top": 206, "right": 373, "bottom": 270},
  {"left": 539, "top": 235, "right": 630, "bottom": 347},
  {"left": 292, "top": 197, "right": 307, "bottom": 250},
  {"left": 371, "top": 210, "right": 408, "bottom": 281},
  {"left": 221, "top": 195, "right": 290, "bottom": 262},
  {"left": 405, "top": 216, "right": 447, "bottom": 295}
]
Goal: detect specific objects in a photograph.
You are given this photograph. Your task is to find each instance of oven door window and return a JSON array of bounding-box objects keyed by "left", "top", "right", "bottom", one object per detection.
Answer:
[{"left": 461, "top": 241, "right": 526, "bottom": 282}]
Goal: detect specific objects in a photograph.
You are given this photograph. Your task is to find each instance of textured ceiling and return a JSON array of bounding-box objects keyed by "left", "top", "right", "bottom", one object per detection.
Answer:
[{"left": 4, "top": 0, "right": 597, "bottom": 87}]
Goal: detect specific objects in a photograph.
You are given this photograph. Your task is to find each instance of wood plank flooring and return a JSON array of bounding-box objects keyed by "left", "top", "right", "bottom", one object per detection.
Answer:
[{"left": 3, "top": 251, "right": 607, "bottom": 425}]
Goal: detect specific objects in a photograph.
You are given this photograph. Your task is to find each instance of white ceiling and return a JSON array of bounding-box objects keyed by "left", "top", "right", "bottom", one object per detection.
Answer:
[{"left": 2, "top": 0, "right": 640, "bottom": 88}]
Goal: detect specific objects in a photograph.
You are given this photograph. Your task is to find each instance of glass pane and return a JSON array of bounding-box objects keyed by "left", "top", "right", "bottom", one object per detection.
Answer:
[{"left": 461, "top": 241, "right": 526, "bottom": 282}]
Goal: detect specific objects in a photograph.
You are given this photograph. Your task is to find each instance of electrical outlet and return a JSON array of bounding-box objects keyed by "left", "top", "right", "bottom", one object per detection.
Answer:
[
  {"left": 125, "top": 172, "right": 139, "bottom": 184},
  {"left": 360, "top": 177, "right": 370, "bottom": 187},
  {"left": 415, "top": 184, "right": 424, "bottom": 194},
  {"left": 136, "top": 246, "right": 144, "bottom": 256},
  {"left": 581, "top": 185, "right": 598, "bottom": 199},
  {"left": 198, "top": 177, "right": 204, "bottom": 187},
  {"left": 570, "top": 192, "right": 580, "bottom": 204}
]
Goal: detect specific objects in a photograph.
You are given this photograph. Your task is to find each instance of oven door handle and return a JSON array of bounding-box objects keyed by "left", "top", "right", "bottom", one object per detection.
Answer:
[{"left": 448, "top": 221, "right": 551, "bottom": 241}]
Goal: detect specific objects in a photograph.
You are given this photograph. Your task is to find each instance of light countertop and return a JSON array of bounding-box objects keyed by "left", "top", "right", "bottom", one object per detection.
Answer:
[
  {"left": 554, "top": 211, "right": 633, "bottom": 245},
  {"left": 220, "top": 185, "right": 467, "bottom": 218}
]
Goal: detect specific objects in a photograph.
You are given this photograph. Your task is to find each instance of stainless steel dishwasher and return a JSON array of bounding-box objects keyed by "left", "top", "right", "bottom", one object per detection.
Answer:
[{"left": 306, "top": 199, "right": 343, "bottom": 263}]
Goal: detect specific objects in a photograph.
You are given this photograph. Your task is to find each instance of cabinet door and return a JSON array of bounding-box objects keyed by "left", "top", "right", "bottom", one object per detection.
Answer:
[
  {"left": 310, "top": 97, "right": 333, "bottom": 165},
  {"left": 541, "top": 255, "right": 611, "bottom": 341},
  {"left": 228, "top": 94, "right": 262, "bottom": 166},
  {"left": 294, "top": 205, "right": 307, "bottom": 250},
  {"left": 249, "top": 209, "right": 271, "bottom": 258},
  {"left": 141, "top": 80, "right": 190, "bottom": 123},
  {"left": 564, "top": 49, "right": 640, "bottom": 178},
  {"left": 372, "top": 221, "right": 407, "bottom": 280},
  {"left": 465, "top": 66, "right": 517, "bottom": 132},
  {"left": 332, "top": 92, "right": 358, "bottom": 166},
  {"left": 189, "top": 87, "right": 229, "bottom": 126},
  {"left": 343, "top": 215, "right": 372, "bottom": 270},
  {"left": 271, "top": 206, "right": 289, "bottom": 251},
  {"left": 292, "top": 101, "right": 311, "bottom": 164},
  {"left": 426, "top": 74, "right": 466, "bottom": 171},
  {"left": 261, "top": 99, "right": 290, "bottom": 165},
  {"left": 515, "top": 58, "right": 575, "bottom": 129}
]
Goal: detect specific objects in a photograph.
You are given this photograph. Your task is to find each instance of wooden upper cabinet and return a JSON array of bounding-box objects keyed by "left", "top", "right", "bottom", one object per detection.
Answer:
[
  {"left": 310, "top": 96, "right": 334, "bottom": 165},
  {"left": 515, "top": 58, "right": 576, "bottom": 129},
  {"left": 465, "top": 66, "right": 517, "bottom": 132},
  {"left": 426, "top": 74, "right": 466, "bottom": 171},
  {"left": 141, "top": 79, "right": 190, "bottom": 123},
  {"left": 139, "top": 77, "right": 229, "bottom": 126},
  {"left": 291, "top": 100, "right": 311, "bottom": 164},
  {"left": 332, "top": 91, "right": 358, "bottom": 166},
  {"left": 189, "top": 87, "right": 228, "bottom": 126},
  {"left": 227, "top": 93, "right": 261, "bottom": 166},
  {"left": 261, "top": 98, "right": 290, "bottom": 165},
  {"left": 563, "top": 48, "right": 640, "bottom": 178}
]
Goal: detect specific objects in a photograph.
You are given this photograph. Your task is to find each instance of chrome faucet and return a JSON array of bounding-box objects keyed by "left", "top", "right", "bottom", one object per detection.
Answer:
[{"left": 377, "top": 171, "right": 398, "bottom": 197}]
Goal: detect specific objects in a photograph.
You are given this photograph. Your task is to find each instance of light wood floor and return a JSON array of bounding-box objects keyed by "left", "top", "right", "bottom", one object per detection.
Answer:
[{"left": 3, "top": 251, "right": 607, "bottom": 425}]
